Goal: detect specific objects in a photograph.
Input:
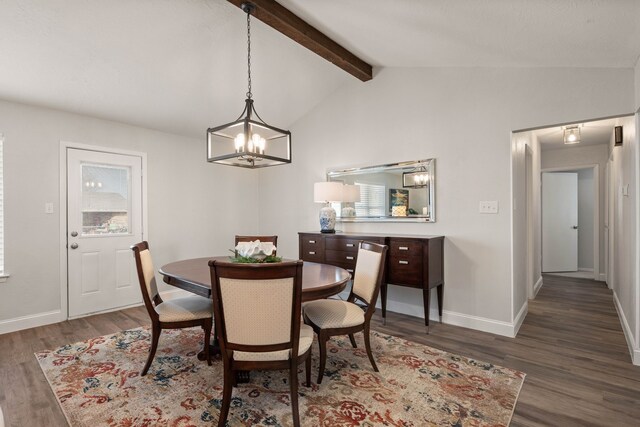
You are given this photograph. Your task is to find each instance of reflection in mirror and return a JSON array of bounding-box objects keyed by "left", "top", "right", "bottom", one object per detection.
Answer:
[{"left": 327, "top": 159, "right": 435, "bottom": 222}]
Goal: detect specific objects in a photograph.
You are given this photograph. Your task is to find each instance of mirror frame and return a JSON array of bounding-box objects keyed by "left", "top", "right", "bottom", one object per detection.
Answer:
[{"left": 327, "top": 159, "right": 435, "bottom": 223}]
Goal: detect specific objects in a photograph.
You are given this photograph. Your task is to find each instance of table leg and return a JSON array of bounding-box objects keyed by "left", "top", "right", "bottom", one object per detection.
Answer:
[
  {"left": 381, "top": 282, "right": 388, "bottom": 325},
  {"left": 422, "top": 287, "right": 430, "bottom": 334},
  {"left": 196, "top": 335, "right": 251, "bottom": 383},
  {"left": 437, "top": 284, "right": 444, "bottom": 323}
]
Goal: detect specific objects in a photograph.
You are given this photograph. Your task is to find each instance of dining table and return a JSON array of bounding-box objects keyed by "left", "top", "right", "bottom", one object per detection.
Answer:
[
  {"left": 160, "top": 256, "right": 351, "bottom": 301},
  {"left": 159, "top": 256, "right": 351, "bottom": 376}
]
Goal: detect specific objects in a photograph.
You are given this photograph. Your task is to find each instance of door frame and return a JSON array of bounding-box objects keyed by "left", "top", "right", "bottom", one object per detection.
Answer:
[
  {"left": 541, "top": 164, "right": 600, "bottom": 279},
  {"left": 59, "top": 141, "right": 148, "bottom": 320}
]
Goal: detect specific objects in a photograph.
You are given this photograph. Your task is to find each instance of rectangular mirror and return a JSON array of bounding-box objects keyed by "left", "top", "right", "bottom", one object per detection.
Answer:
[{"left": 327, "top": 159, "right": 435, "bottom": 222}]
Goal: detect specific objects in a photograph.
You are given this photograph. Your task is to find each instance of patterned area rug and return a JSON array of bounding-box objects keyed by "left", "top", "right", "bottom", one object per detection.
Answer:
[{"left": 36, "top": 327, "right": 525, "bottom": 426}]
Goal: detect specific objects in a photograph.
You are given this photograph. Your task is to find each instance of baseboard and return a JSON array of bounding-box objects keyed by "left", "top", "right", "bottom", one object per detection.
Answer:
[
  {"left": 443, "top": 310, "right": 518, "bottom": 337},
  {"left": 513, "top": 301, "right": 528, "bottom": 336},
  {"left": 612, "top": 291, "right": 640, "bottom": 366},
  {"left": 533, "top": 276, "right": 543, "bottom": 297},
  {"left": 0, "top": 310, "right": 65, "bottom": 335},
  {"left": 379, "top": 294, "right": 519, "bottom": 337},
  {"left": 598, "top": 273, "right": 607, "bottom": 282},
  {"left": 578, "top": 268, "right": 594, "bottom": 272}
]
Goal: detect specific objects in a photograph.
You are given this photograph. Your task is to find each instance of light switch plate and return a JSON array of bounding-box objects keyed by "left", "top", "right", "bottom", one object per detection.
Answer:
[
  {"left": 479, "top": 200, "right": 499, "bottom": 214},
  {"left": 45, "top": 202, "right": 54, "bottom": 214},
  {"left": 622, "top": 184, "right": 629, "bottom": 196}
]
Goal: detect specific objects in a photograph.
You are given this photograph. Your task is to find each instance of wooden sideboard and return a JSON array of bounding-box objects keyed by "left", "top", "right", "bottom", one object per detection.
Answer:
[{"left": 298, "top": 232, "right": 444, "bottom": 332}]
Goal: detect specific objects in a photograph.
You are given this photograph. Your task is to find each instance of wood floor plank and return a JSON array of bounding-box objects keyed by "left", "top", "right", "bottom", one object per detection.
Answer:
[{"left": 0, "top": 275, "right": 639, "bottom": 426}]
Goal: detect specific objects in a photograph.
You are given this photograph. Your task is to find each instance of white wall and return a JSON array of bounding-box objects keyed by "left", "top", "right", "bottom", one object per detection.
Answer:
[
  {"left": 635, "top": 56, "right": 640, "bottom": 110},
  {"left": 608, "top": 114, "right": 639, "bottom": 364},
  {"left": 0, "top": 99, "right": 259, "bottom": 332},
  {"left": 577, "top": 168, "right": 595, "bottom": 270},
  {"left": 259, "top": 67, "right": 634, "bottom": 337},
  {"left": 541, "top": 144, "right": 609, "bottom": 277}
]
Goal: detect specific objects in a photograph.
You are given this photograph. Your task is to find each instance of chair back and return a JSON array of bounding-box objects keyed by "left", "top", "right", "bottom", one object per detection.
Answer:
[
  {"left": 131, "top": 241, "right": 161, "bottom": 319},
  {"left": 351, "top": 241, "right": 388, "bottom": 313},
  {"left": 234, "top": 235, "right": 278, "bottom": 255},
  {"left": 209, "top": 260, "right": 303, "bottom": 358}
]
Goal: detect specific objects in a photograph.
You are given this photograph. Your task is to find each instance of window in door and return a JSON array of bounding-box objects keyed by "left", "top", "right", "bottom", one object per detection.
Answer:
[{"left": 81, "top": 163, "right": 132, "bottom": 235}]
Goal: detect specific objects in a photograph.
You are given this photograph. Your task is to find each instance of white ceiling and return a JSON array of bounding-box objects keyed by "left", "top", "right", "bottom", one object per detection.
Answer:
[
  {"left": 1, "top": 0, "right": 639, "bottom": 138},
  {"left": 534, "top": 117, "right": 620, "bottom": 151}
]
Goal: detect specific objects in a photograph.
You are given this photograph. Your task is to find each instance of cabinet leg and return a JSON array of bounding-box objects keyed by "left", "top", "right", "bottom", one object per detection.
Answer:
[
  {"left": 422, "top": 287, "right": 430, "bottom": 333},
  {"left": 381, "top": 283, "right": 388, "bottom": 325},
  {"left": 437, "top": 284, "right": 444, "bottom": 323}
]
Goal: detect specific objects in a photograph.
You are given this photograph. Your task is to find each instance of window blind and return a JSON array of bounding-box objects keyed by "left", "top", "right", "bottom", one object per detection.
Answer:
[{"left": 355, "top": 182, "right": 385, "bottom": 217}]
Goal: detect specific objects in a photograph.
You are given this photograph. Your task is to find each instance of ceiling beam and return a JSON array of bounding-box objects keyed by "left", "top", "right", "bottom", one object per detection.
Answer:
[{"left": 227, "top": 0, "right": 372, "bottom": 82}]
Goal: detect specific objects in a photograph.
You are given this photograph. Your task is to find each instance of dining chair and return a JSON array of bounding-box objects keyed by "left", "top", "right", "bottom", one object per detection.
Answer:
[
  {"left": 234, "top": 235, "right": 278, "bottom": 254},
  {"left": 303, "top": 241, "right": 388, "bottom": 384},
  {"left": 209, "top": 260, "right": 311, "bottom": 427},
  {"left": 131, "top": 241, "right": 213, "bottom": 375}
]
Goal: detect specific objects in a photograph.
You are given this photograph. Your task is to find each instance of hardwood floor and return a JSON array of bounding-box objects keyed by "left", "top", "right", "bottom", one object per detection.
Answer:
[{"left": 1, "top": 274, "right": 639, "bottom": 426}]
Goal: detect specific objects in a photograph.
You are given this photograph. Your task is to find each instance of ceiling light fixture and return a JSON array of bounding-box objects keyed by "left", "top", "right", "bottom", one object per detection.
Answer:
[
  {"left": 563, "top": 126, "right": 581, "bottom": 145},
  {"left": 206, "top": 2, "right": 291, "bottom": 168}
]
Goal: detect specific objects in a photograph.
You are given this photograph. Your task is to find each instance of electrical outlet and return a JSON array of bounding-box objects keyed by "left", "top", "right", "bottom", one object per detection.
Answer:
[{"left": 479, "top": 201, "right": 499, "bottom": 214}]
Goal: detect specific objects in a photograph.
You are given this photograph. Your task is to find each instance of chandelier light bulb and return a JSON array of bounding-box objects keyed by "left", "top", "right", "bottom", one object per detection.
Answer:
[
  {"left": 567, "top": 131, "right": 577, "bottom": 142},
  {"left": 234, "top": 133, "right": 245, "bottom": 152}
]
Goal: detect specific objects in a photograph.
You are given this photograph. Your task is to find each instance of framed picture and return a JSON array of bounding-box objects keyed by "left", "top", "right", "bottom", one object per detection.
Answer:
[{"left": 388, "top": 188, "right": 409, "bottom": 213}]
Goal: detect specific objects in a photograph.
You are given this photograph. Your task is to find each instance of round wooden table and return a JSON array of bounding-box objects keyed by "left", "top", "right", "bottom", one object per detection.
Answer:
[
  {"left": 160, "top": 257, "right": 351, "bottom": 302},
  {"left": 159, "top": 257, "right": 351, "bottom": 379}
]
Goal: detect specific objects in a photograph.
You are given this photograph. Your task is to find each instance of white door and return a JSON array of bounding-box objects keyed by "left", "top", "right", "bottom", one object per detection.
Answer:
[
  {"left": 67, "top": 148, "right": 143, "bottom": 317},
  {"left": 542, "top": 172, "right": 578, "bottom": 272}
]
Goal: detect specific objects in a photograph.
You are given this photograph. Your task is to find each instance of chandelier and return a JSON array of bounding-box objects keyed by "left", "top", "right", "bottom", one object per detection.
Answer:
[{"left": 207, "top": 2, "right": 291, "bottom": 168}]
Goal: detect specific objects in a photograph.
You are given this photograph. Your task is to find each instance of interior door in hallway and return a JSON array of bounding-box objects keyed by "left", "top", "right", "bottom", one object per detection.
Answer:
[
  {"left": 542, "top": 172, "right": 578, "bottom": 272},
  {"left": 67, "top": 148, "right": 143, "bottom": 317}
]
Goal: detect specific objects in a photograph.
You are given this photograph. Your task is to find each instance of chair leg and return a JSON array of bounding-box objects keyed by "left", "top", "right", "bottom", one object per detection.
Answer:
[
  {"left": 218, "top": 361, "right": 233, "bottom": 427},
  {"left": 363, "top": 323, "right": 378, "bottom": 372},
  {"left": 203, "top": 319, "right": 212, "bottom": 366},
  {"left": 305, "top": 350, "right": 311, "bottom": 387},
  {"left": 141, "top": 325, "right": 161, "bottom": 376},
  {"left": 317, "top": 332, "right": 329, "bottom": 384},
  {"left": 289, "top": 360, "right": 300, "bottom": 427},
  {"left": 348, "top": 333, "right": 358, "bottom": 348}
]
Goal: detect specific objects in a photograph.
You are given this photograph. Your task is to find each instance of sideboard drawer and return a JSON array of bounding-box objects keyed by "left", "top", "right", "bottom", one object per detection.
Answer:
[
  {"left": 325, "top": 249, "right": 358, "bottom": 269},
  {"left": 389, "top": 239, "right": 423, "bottom": 257},
  {"left": 388, "top": 255, "right": 422, "bottom": 287},
  {"left": 325, "top": 238, "right": 360, "bottom": 252}
]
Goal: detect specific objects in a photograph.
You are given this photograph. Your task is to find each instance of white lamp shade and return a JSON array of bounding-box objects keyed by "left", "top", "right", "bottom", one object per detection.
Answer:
[
  {"left": 342, "top": 184, "right": 361, "bottom": 202},
  {"left": 314, "top": 181, "right": 343, "bottom": 203}
]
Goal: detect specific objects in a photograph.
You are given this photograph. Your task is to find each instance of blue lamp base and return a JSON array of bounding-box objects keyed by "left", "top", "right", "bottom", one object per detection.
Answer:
[{"left": 319, "top": 205, "right": 336, "bottom": 233}]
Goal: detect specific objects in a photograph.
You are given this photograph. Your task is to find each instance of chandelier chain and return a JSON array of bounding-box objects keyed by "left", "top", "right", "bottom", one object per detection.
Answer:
[{"left": 246, "top": 10, "right": 252, "bottom": 99}]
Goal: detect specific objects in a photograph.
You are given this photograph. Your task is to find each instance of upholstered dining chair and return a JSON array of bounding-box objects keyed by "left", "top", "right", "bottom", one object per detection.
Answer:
[
  {"left": 303, "top": 241, "right": 388, "bottom": 384},
  {"left": 234, "top": 235, "right": 278, "bottom": 254},
  {"left": 209, "top": 260, "right": 311, "bottom": 427},
  {"left": 131, "top": 241, "right": 213, "bottom": 375}
]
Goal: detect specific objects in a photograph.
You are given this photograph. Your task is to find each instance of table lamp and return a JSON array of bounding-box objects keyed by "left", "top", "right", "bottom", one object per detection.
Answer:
[{"left": 314, "top": 182, "right": 343, "bottom": 233}]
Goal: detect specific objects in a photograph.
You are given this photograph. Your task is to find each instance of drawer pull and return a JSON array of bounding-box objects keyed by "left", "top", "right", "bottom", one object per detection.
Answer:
[
  {"left": 309, "top": 240, "right": 316, "bottom": 244},
  {"left": 398, "top": 246, "right": 409, "bottom": 251},
  {"left": 346, "top": 243, "right": 354, "bottom": 247},
  {"left": 346, "top": 256, "right": 354, "bottom": 260},
  {"left": 308, "top": 251, "right": 316, "bottom": 255},
  {"left": 398, "top": 260, "right": 409, "bottom": 265}
]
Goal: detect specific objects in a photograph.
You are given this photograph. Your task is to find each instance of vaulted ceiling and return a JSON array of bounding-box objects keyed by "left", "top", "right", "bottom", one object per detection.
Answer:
[{"left": 1, "top": 0, "right": 639, "bottom": 139}]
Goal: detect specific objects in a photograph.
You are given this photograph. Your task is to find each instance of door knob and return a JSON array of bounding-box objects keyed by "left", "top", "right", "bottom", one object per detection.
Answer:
[
  {"left": 572, "top": 226, "right": 578, "bottom": 230},
  {"left": 70, "top": 231, "right": 78, "bottom": 237},
  {"left": 70, "top": 243, "right": 79, "bottom": 249}
]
